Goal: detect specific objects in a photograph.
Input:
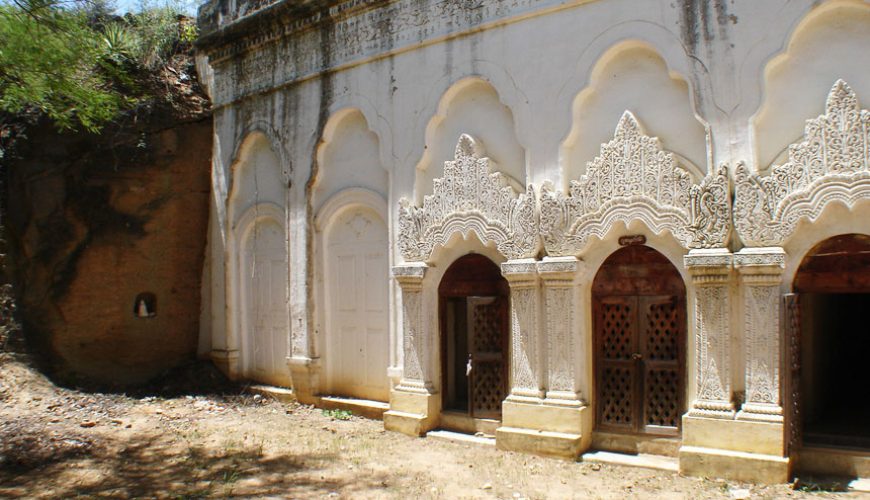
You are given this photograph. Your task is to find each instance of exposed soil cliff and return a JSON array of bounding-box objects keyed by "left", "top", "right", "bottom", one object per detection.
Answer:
[{"left": 1, "top": 50, "right": 213, "bottom": 387}]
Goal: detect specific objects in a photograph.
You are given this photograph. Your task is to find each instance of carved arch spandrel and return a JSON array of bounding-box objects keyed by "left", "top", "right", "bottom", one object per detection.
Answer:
[
  {"left": 735, "top": 80, "right": 870, "bottom": 247},
  {"left": 540, "top": 111, "right": 731, "bottom": 256},
  {"left": 398, "top": 134, "right": 539, "bottom": 262}
]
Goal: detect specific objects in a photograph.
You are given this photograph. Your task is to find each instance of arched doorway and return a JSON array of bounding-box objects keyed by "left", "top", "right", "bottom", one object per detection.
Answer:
[
  {"left": 592, "top": 245, "right": 686, "bottom": 436},
  {"left": 324, "top": 206, "right": 390, "bottom": 401},
  {"left": 241, "top": 218, "right": 289, "bottom": 386},
  {"left": 790, "top": 234, "right": 870, "bottom": 450},
  {"left": 439, "top": 254, "right": 509, "bottom": 420}
]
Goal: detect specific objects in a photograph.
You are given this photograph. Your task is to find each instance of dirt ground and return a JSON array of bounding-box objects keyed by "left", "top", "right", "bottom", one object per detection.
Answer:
[{"left": 0, "top": 353, "right": 863, "bottom": 499}]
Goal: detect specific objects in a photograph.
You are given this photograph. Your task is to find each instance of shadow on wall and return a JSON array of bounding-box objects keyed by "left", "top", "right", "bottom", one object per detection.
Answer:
[{"left": 3, "top": 113, "right": 213, "bottom": 387}]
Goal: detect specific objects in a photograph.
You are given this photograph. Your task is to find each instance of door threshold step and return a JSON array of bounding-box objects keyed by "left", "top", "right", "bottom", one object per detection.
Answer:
[
  {"left": 581, "top": 450, "right": 679, "bottom": 472},
  {"left": 849, "top": 478, "right": 870, "bottom": 493},
  {"left": 320, "top": 396, "right": 390, "bottom": 420},
  {"left": 247, "top": 385, "right": 295, "bottom": 402},
  {"left": 427, "top": 429, "right": 496, "bottom": 446}
]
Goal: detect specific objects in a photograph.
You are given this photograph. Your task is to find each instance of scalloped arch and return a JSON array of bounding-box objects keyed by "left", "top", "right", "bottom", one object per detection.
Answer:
[
  {"left": 413, "top": 76, "right": 526, "bottom": 204},
  {"left": 542, "top": 111, "right": 730, "bottom": 255},
  {"left": 231, "top": 122, "right": 290, "bottom": 180},
  {"left": 560, "top": 40, "right": 708, "bottom": 186},
  {"left": 751, "top": 0, "right": 870, "bottom": 170},
  {"left": 735, "top": 80, "right": 870, "bottom": 247},
  {"left": 399, "top": 134, "right": 539, "bottom": 263}
]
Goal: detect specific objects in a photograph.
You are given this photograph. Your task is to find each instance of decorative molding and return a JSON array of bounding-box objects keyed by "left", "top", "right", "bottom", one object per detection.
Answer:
[
  {"left": 735, "top": 80, "right": 870, "bottom": 247},
  {"left": 392, "top": 263, "right": 428, "bottom": 281},
  {"left": 314, "top": 187, "right": 387, "bottom": 232},
  {"left": 391, "top": 264, "right": 429, "bottom": 391},
  {"left": 735, "top": 248, "right": 785, "bottom": 422},
  {"left": 502, "top": 260, "right": 542, "bottom": 399},
  {"left": 685, "top": 248, "right": 734, "bottom": 418},
  {"left": 684, "top": 247, "right": 733, "bottom": 271},
  {"left": 540, "top": 111, "right": 730, "bottom": 255},
  {"left": 538, "top": 258, "right": 581, "bottom": 401},
  {"left": 692, "top": 284, "right": 734, "bottom": 417},
  {"left": 398, "top": 134, "right": 539, "bottom": 262},
  {"left": 733, "top": 247, "right": 786, "bottom": 272},
  {"left": 203, "top": 0, "right": 579, "bottom": 105}
]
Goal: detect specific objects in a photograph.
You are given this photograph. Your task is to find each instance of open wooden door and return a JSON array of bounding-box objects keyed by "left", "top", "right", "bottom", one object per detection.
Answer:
[
  {"left": 783, "top": 293, "right": 802, "bottom": 457},
  {"left": 467, "top": 296, "right": 508, "bottom": 419}
]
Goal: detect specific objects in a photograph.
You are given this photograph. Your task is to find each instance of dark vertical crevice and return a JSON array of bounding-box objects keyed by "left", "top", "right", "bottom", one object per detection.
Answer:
[{"left": 304, "top": 13, "right": 335, "bottom": 358}]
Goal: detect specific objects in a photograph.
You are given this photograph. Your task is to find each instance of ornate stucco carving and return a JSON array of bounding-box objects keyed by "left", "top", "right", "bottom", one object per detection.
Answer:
[
  {"left": 392, "top": 264, "right": 430, "bottom": 392},
  {"left": 501, "top": 261, "right": 542, "bottom": 399},
  {"left": 685, "top": 249, "right": 734, "bottom": 417},
  {"left": 735, "top": 80, "right": 870, "bottom": 247},
  {"left": 398, "top": 134, "right": 539, "bottom": 262},
  {"left": 540, "top": 111, "right": 730, "bottom": 255},
  {"left": 545, "top": 285, "right": 573, "bottom": 392},
  {"left": 735, "top": 248, "right": 785, "bottom": 422},
  {"left": 509, "top": 286, "right": 539, "bottom": 395},
  {"left": 537, "top": 257, "right": 583, "bottom": 402}
]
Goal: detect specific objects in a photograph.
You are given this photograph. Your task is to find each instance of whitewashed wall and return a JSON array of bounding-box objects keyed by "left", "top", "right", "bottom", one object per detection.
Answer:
[{"left": 197, "top": 0, "right": 870, "bottom": 400}]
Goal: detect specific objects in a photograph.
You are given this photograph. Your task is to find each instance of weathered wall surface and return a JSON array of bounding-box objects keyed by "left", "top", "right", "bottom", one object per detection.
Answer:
[
  {"left": 4, "top": 113, "right": 212, "bottom": 386},
  {"left": 196, "top": 0, "right": 870, "bottom": 482}
]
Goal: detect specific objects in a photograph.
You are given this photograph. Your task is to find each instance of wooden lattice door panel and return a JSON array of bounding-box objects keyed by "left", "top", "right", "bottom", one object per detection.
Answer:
[
  {"left": 783, "top": 293, "right": 802, "bottom": 456},
  {"left": 600, "top": 365, "right": 636, "bottom": 429},
  {"left": 596, "top": 297, "right": 640, "bottom": 431},
  {"left": 640, "top": 296, "right": 683, "bottom": 433},
  {"left": 595, "top": 294, "right": 685, "bottom": 435},
  {"left": 467, "top": 296, "right": 507, "bottom": 419}
]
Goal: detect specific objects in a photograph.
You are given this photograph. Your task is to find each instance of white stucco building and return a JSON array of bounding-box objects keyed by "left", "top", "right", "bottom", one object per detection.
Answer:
[{"left": 195, "top": 0, "right": 870, "bottom": 483}]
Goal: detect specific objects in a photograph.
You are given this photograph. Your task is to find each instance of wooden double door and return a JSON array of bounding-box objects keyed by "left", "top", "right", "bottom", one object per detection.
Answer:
[{"left": 593, "top": 245, "right": 686, "bottom": 436}]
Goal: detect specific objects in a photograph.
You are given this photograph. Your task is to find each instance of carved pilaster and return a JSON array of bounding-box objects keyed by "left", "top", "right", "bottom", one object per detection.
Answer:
[
  {"left": 392, "top": 263, "right": 431, "bottom": 394},
  {"left": 501, "top": 259, "right": 543, "bottom": 401},
  {"left": 684, "top": 249, "right": 735, "bottom": 418},
  {"left": 735, "top": 248, "right": 786, "bottom": 422},
  {"left": 537, "top": 256, "right": 584, "bottom": 405}
]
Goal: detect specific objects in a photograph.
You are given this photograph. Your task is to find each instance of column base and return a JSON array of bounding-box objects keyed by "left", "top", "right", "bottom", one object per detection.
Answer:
[
  {"left": 384, "top": 387, "right": 439, "bottom": 436},
  {"left": 210, "top": 349, "right": 240, "bottom": 380},
  {"left": 288, "top": 356, "right": 320, "bottom": 404},
  {"left": 680, "top": 414, "right": 788, "bottom": 483},
  {"left": 679, "top": 446, "right": 789, "bottom": 484},
  {"left": 495, "top": 399, "right": 592, "bottom": 459},
  {"left": 682, "top": 414, "right": 785, "bottom": 455}
]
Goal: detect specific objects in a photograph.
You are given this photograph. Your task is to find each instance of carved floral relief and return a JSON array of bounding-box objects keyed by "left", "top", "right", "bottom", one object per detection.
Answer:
[
  {"left": 398, "top": 134, "right": 539, "bottom": 262},
  {"left": 735, "top": 80, "right": 870, "bottom": 247},
  {"left": 540, "top": 111, "right": 731, "bottom": 255}
]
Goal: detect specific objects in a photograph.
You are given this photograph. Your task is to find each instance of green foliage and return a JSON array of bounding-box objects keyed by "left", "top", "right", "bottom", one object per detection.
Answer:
[
  {"left": 179, "top": 21, "right": 196, "bottom": 43},
  {"left": 322, "top": 408, "right": 353, "bottom": 420},
  {"left": 0, "top": 0, "right": 196, "bottom": 133},
  {"left": 112, "top": 1, "right": 186, "bottom": 69},
  {"left": 0, "top": 3, "right": 125, "bottom": 132}
]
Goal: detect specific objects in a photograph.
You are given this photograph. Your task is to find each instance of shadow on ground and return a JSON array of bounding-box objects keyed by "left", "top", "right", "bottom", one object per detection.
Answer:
[{"left": 0, "top": 429, "right": 396, "bottom": 498}]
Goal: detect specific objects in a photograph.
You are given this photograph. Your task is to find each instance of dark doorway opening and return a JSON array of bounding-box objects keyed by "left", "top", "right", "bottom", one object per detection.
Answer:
[
  {"left": 592, "top": 245, "right": 686, "bottom": 436},
  {"left": 439, "top": 254, "right": 509, "bottom": 419},
  {"left": 793, "top": 234, "right": 870, "bottom": 450}
]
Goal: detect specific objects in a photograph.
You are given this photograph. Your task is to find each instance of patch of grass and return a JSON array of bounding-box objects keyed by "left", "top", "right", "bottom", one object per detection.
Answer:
[
  {"left": 792, "top": 476, "right": 849, "bottom": 492},
  {"left": 221, "top": 469, "right": 240, "bottom": 484},
  {"left": 322, "top": 408, "right": 352, "bottom": 420}
]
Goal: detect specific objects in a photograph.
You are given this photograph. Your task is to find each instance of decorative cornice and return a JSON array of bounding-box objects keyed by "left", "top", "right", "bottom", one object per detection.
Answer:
[
  {"left": 537, "top": 256, "right": 583, "bottom": 280},
  {"left": 735, "top": 80, "right": 870, "bottom": 247},
  {"left": 202, "top": 0, "right": 580, "bottom": 106},
  {"left": 540, "top": 111, "right": 731, "bottom": 255},
  {"left": 397, "top": 134, "right": 539, "bottom": 263},
  {"left": 684, "top": 248, "right": 733, "bottom": 277},
  {"left": 391, "top": 263, "right": 428, "bottom": 283},
  {"left": 733, "top": 247, "right": 786, "bottom": 272},
  {"left": 501, "top": 258, "right": 540, "bottom": 280}
]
